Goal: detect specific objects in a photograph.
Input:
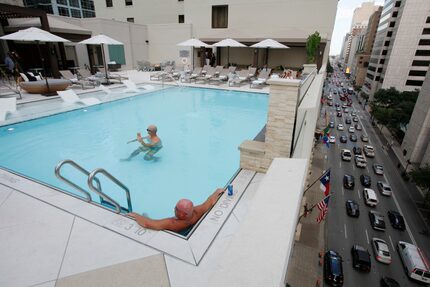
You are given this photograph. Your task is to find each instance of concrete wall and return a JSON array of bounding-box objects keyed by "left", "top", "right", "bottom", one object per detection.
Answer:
[{"left": 1, "top": 0, "right": 23, "bottom": 6}]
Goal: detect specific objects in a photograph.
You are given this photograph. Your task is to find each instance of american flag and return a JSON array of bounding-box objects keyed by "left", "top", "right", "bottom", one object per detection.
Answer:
[
  {"left": 316, "top": 195, "right": 331, "bottom": 223},
  {"left": 319, "top": 169, "right": 331, "bottom": 196}
]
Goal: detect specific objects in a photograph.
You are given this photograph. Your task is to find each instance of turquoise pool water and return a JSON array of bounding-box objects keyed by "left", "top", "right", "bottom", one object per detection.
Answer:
[{"left": 0, "top": 87, "right": 268, "bottom": 218}]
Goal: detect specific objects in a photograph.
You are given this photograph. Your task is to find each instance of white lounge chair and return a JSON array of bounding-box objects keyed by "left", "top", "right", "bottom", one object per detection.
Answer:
[
  {"left": 57, "top": 90, "right": 101, "bottom": 106},
  {"left": 250, "top": 69, "right": 272, "bottom": 88},
  {"left": 0, "top": 97, "right": 16, "bottom": 121},
  {"left": 123, "top": 80, "right": 155, "bottom": 93},
  {"left": 99, "top": 85, "right": 113, "bottom": 94}
]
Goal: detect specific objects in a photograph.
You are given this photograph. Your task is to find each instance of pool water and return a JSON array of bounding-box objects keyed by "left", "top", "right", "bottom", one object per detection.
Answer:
[{"left": 0, "top": 87, "right": 268, "bottom": 218}]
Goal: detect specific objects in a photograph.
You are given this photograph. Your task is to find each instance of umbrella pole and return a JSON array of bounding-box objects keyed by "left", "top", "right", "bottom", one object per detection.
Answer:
[
  {"left": 227, "top": 47, "right": 230, "bottom": 67},
  {"left": 265, "top": 47, "right": 269, "bottom": 66},
  {"left": 101, "top": 43, "right": 110, "bottom": 85},
  {"left": 37, "top": 41, "right": 50, "bottom": 94}
]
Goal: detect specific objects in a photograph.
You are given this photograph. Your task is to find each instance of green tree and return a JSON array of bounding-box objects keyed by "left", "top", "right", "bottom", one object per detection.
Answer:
[
  {"left": 409, "top": 166, "right": 430, "bottom": 207},
  {"left": 306, "top": 32, "right": 321, "bottom": 64}
]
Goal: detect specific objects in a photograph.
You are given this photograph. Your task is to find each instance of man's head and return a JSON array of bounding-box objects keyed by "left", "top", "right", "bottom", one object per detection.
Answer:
[
  {"left": 175, "top": 199, "right": 194, "bottom": 220},
  {"left": 147, "top": 125, "right": 157, "bottom": 135}
]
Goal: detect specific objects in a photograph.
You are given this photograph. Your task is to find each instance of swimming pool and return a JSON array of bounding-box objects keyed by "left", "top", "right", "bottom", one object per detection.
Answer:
[{"left": 0, "top": 87, "right": 268, "bottom": 218}]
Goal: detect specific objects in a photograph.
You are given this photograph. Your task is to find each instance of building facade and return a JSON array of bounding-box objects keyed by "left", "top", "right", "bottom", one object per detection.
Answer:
[
  {"left": 363, "top": 0, "right": 430, "bottom": 99},
  {"left": 351, "top": 1, "right": 381, "bottom": 29},
  {"left": 23, "top": 0, "right": 96, "bottom": 18}
]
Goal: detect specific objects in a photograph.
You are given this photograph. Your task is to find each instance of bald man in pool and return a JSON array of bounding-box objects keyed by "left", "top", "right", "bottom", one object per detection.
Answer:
[{"left": 128, "top": 188, "right": 224, "bottom": 232}]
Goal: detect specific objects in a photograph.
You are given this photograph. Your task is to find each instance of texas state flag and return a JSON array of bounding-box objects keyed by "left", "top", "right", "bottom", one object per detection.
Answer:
[{"left": 320, "top": 169, "right": 331, "bottom": 196}]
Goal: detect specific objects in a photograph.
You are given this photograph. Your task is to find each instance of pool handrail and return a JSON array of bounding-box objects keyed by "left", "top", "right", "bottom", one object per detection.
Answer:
[{"left": 88, "top": 168, "right": 133, "bottom": 213}]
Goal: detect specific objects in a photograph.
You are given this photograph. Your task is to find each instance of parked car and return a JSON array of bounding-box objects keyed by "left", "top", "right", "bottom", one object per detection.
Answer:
[
  {"left": 348, "top": 126, "right": 355, "bottom": 133},
  {"left": 353, "top": 146, "right": 362, "bottom": 155},
  {"left": 351, "top": 245, "right": 371, "bottom": 272},
  {"left": 372, "top": 238, "right": 392, "bottom": 264},
  {"left": 350, "top": 134, "right": 357, "bottom": 142},
  {"left": 380, "top": 277, "right": 400, "bottom": 287},
  {"left": 360, "top": 175, "right": 371, "bottom": 187},
  {"left": 345, "top": 118, "right": 352, "bottom": 124},
  {"left": 329, "top": 136, "right": 336, "bottom": 143},
  {"left": 373, "top": 164, "right": 384, "bottom": 175},
  {"left": 361, "top": 134, "right": 369, "bottom": 142},
  {"left": 346, "top": 200, "right": 360, "bottom": 217},
  {"left": 341, "top": 149, "right": 352, "bottom": 161},
  {"left": 343, "top": 174, "right": 355, "bottom": 189},
  {"left": 337, "top": 124, "right": 344, "bottom": 131},
  {"left": 364, "top": 145, "right": 375, "bottom": 157},
  {"left": 355, "top": 124, "right": 362, "bottom": 130},
  {"left": 355, "top": 155, "right": 367, "bottom": 168},
  {"left": 324, "top": 250, "right": 344, "bottom": 287},
  {"left": 377, "top": 181, "right": 392, "bottom": 196},
  {"left": 369, "top": 210, "right": 386, "bottom": 231},
  {"left": 387, "top": 210, "right": 405, "bottom": 231},
  {"left": 340, "top": 135, "right": 347, "bottom": 143}
]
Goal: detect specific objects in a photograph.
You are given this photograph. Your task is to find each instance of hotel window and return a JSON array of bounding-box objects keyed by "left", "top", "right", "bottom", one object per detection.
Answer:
[
  {"left": 377, "top": 67, "right": 383, "bottom": 73},
  {"left": 379, "top": 59, "right": 385, "bottom": 64},
  {"left": 405, "top": 80, "right": 424, "bottom": 86},
  {"left": 382, "top": 50, "right": 388, "bottom": 55},
  {"left": 178, "top": 0, "right": 184, "bottom": 1},
  {"left": 57, "top": 0, "right": 67, "bottom": 4},
  {"left": 392, "top": 11, "right": 398, "bottom": 17},
  {"left": 178, "top": 15, "right": 184, "bottom": 23},
  {"left": 58, "top": 7, "right": 70, "bottom": 17},
  {"left": 427, "top": 16, "right": 430, "bottom": 23},
  {"left": 69, "top": 0, "right": 80, "bottom": 7},
  {"left": 387, "top": 31, "right": 392, "bottom": 37},
  {"left": 412, "top": 60, "right": 430, "bottom": 66},
  {"left": 395, "top": 1, "right": 401, "bottom": 7},
  {"left": 212, "top": 5, "right": 228, "bottom": 28},
  {"left": 81, "top": 0, "right": 94, "bottom": 10},
  {"left": 71, "top": 9, "right": 81, "bottom": 18},
  {"left": 409, "top": 70, "right": 427, "bottom": 77},
  {"left": 127, "top": 17, "right": 134, "bottom": 23},
  {"left": 82, "top": 10, "right": 95, "bottom": 17},
  {"left": 106, "top": 0, "right": 113, "bottom": 7},
  {"left": 384, "top": 41, "right": 390, "bottom": 46},
  {"left": 415, "top": 50, "right": 430, "bottom": 56},
  {"left": 389, "top": 21, "right": 395, "bottom": 28},
  {"left": 125, "top": 0, "right": 133, "bottom": 6},
  {"left": 422, "top": 28, "right": 430, "bottom": 35},
  {"left": 419, "top": 39, "right": 430, "bottom": 45},
  {"left": 375, "top": 76, "right": 380, "bottom": 81}
]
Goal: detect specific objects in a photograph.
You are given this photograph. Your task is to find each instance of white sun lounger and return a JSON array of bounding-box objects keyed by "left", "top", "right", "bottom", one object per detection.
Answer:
[
  {"left": 57, "top": 90, "right": 101, "bottom": 106},
  {"left": 0, "top": 97, "right": 17, "bottom": 121},
  {"left": 123, "top": 80, "right": 155, "bottom": 93}
]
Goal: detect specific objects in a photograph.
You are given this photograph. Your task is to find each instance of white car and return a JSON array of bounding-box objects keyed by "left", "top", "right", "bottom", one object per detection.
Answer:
[
  {"left": 329, "top": 136, "right": 336, "bottom": 143},
  {"left": 341, "top": 149, "right": 352, "bottom": 161},
  {"left": 372, "top": 238, "right": 392, "bottom": 264},
  {"left": 355, "top": 155, "right": 367, "bottom": 168},
  {"left": 337, "top": 124, "right": 344, "bottom": 131},
  {"left": 348, "top": 126, "right": 355, "bottom": 133},
  {"left": 377, "top": 181, "right": 392, "bottom": 196}
]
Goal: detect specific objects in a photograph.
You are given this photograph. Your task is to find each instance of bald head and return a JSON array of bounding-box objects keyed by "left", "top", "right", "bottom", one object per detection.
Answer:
[
  {"left": 175, "top": 199, "right": 194, "bottom": 219},
  {"left": 147, "top": 125, "right": 157, "bottom": 133}
]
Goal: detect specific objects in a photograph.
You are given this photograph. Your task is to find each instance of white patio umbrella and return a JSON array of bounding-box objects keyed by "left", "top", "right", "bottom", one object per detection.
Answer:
[
  {"left": 212, "top": 38, "right": 246, "bottom": 66},
  {"left": 251, "top": 39, "right": 289, "bottom": 67},
  {"left": 0, "top": 27, "right": 70, "bottom": 94},
  {"left": 177, "top": 38, "right": 211, "bottom": 69},
  {"left": 78, "top": 34, "right": 123, "bottom": 85}
]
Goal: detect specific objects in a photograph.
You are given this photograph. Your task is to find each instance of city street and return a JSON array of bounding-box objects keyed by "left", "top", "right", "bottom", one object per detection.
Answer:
[{"left": 323, "top": 68, "right": 430, "bottom": 286}]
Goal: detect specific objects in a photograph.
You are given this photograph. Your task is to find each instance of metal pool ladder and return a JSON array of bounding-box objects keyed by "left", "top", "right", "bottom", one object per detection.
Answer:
[{"left": 55, "top": 159, "right": 133, "bottom": 213}]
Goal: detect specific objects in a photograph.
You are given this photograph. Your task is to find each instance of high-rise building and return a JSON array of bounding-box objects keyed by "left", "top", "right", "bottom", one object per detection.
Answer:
[
  {"left": 23, "top": 0, "right": 95, "bottom": 18},
  {"left": 344, "top": 25, "right": 366, "bottom": 72},
  {"left": 363, "top": 0, "right": 430, "bottom": 99},
  {"left": 351, "top": 1, "right": 381, "bottom": 29}
]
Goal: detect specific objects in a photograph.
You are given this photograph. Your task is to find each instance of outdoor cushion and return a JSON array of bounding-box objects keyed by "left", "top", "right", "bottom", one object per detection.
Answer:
[{"left": 20, "top": 79, "right": 71, "bottom": 94}]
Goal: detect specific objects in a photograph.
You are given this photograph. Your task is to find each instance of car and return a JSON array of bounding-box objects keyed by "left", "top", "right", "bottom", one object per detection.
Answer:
[
  {"left": 329, "top": 136, "right": 336, "bottom": 143},
  {"left": 342, "top": 104, "right": 347, "bottom": 109},
  {"left": 337, "top": 124, "right": 344, "bottom": 131},
  {"left": 324, "top": 250, "right": 344, "bottom": 287},
  {"left": 343, "top": 108, "right": 349, "bottom": 113},
  {"left": 355, "top": 155, "right": 367, "bottom": 168},
  {"left": 343, "top": 174, "right": 355, "bottom": 189},
  {"left": 336, "top": 107, "right": 341, "bottom": 112},
  {"left": 349, "top": 134, "right": 357, "bottom": 142},
  {"left": 360, "top": 174, "right": 371, "bottom": 187},
  {"left": 345, "top": 118, "right": 352, "bottom": 124},
  {"left": 340, "top": 135, "right": 347, "bottom": 143},
  {"left": 329, "top": 121, "right": 335, "bottom": 128},
  {"left": 327, "top": 94, "right": 333, "bottom": 100},
  {"left": 363, "top": 188, "right": 379, "bottom": 207},
  {"left": 353, "top": 117, "right": 359, "bottom": 122},
  {"left": 351, "top": 111, "right": 357, "bottom": 116},
  {"left": 328, "top": 100, "right": 333, "bottom": 106},
  {"left": 355, "top": 124, "right": 362, "bottom": 130},
  {"left": 373, "top": 164, "right": 384, "bottom": 175},
  {"left": 372, "top": 238, "right": 392, "bottom": 264},
  {"left": 346, "top": 200, "right": 360, "bottom": 217},
  {"left": 363, "top": 145, "right": 375, "bottom": 157},
  {"left": 376, "top": 181, "right": 392, "bottom": 196},
  {"left": 361, "top": 134, "right": 369, "bottom": 142},
  {"left": 348, "top": 126, "right": 355, "bottom": 133},
  {"left": 335, "top": 102, "right": 340, "bottom": 107},
  {"left": 351, "top": 245, "right": 371, "bottom": 272},
  {"left": 333, "top": 90, "right": 338, "bottom": 95},
  {"left": 387, "top": 210, "right": 406, "bottom": 230},
  {"left": 353, "top": 146, "right": 362, "bottom": 155},
  {"left": 337, "top": 112, "right": 342, "bottom": 117},
  {"left": 380, "top": 277, "right": 400, "bottom": 287},
  {"left": 369, "top": 210, "right": 386, "bottom": 231},
  {"left": 341, "top": 149, "right": 352, "bottom": 161}
]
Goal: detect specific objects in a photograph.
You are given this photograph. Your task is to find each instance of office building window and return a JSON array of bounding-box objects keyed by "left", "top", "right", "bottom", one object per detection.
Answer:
[
  {"left": 395, "top": 1, "right": 401, "bottom": 7},
  {"left": 212, "top": 5, "right": 228, "bottom": 28},
  {"left": 379, "top": 77, "right": 384, "bottom": 83},
  {"left": 178, "top": 15, "right": 184, "bottom": 23},
  {"left": 419, "top": 39, "right": 430, "bottom": 45},
  {"left": 379, "top": 59, "right": 385, "bottom": 64},
  {"left": 178, "top": 0, "right": 184, "bottom": 1},
  {"left": 389, "top": 21, "right": 395, "bottom": 28},
  {"left": 375, "top": 76, "right": 380, "bottom": 81},
  {"left": 71, "top": 8, "right": 81, "bottom": 18},
  {"left": 368, "top": 66, "right": 376, "bottom": 72},
  {"left": 366, "top": 73, "right": 374, "bottom": 80},
  {"left": 58, "top": 7, "right": 70, "bottom": 16},
  {"left": 406, "top": 80, "right": 424, "bottom": 86},
  {"left": 377, "top": 67, "right": 383, "bottom": 73},
  {"left": 364, "top": 62, "right": 369, "bottom": 67},
  {"left": 427, "top": 16, "right": 430, "bottom": 23},
  {"left": 125, "top": 0, "right": 133, "bottom": 6},
  {"left": 423, "top": 28, "right": 430, "bottom": 35},
  {"left": 57, "top": 0, "right": 67, "bottom": 4},
  {"left": 415, "top": 50, "right": 430, "bottom": 56},
  {"left": 382, "top": 50, "right": 388, "bottom": 55},
  {"left": 127, "top": 17, "right": 134, "bottom": 22},
  {"left": 384, "top": 41, "right": 390, "bottom": 46},
  {"left": 392, "top": 11, "right": 398, "bottom": 17},
  {"left": 82, "top": 10, "right": 95, "bottom": 17},
  {"left": 106, "top": 0, "right": 113, "bottom": 7},
  {"left": 81, "top": 0, "right": 94, "bottom": 10},
  {"left": 409, "top": 70, "right": 427, "bottom": 77},
  {"left": 69, "top": 0, "right": 80, "bottom": 7},
  {"left": 387, "top": 31, "right": 392, "bottom": 37},
  {"left": 412, "top": 60, "right": 430, "bottom": 66}
]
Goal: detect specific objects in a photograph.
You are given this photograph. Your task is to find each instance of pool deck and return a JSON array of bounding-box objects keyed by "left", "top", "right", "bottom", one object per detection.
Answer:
[{"left": 0, "top": 73, "right": 306, "bottom": 287}]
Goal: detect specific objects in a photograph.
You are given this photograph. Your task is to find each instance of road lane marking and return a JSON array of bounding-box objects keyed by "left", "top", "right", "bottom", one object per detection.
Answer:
[
  {"left": 382, "top": 148, "right": 388, "bottom": 155},
  {"left": 365, "top": 229, "right": 370, "bottom": 244},
  {"left": 353, "top": 163, "right": 356, "bottom": 171},
  {"left": 357, "top": 189, "right": 361, "bottom": 199},
  {"left": 366, "top": 166, "right": 370, "bottom": 173},
  {"left": 342, "top": 187, "right": 345, "bottom": 196},
  {"left": 344, "top": 224, "right": 348, "bottom": 239},
  {"left": 339, "top": 161, "right": 341, "bottom": 168},
  {"left": 389, "top": 235, "right": 395, "bottom": 251}
]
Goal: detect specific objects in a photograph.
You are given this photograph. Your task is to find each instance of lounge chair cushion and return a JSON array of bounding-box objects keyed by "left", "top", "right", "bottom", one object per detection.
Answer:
[{"left": 20, "top": 79, "right": 71, "bottom": 94}]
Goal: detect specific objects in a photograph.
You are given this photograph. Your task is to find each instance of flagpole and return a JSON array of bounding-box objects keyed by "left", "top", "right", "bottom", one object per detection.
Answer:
[
  {"left": 302, "top": 168, "right": 330, "bottom": 196},
  {"left": 297, "top": 193, "right": 332, "bottom": 224}
]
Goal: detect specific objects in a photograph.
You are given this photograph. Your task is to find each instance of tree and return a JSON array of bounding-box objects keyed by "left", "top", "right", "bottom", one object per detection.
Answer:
[
  {"left": 409, "top": 167, "right": 430, "bottom": 207},
  {"left": 306, "top": 31, "right": 321, "bottom": 64}
]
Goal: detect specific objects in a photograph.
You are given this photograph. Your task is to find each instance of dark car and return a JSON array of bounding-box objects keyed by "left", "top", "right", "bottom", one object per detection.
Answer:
[
  {"left": 337, "top": 112, "right": 342, "bottom": 117},
  {"left": 346, "top": 200, "right": 360, "bottom": 217},
  {"left": 324, "top": 250, "right": 344, "bottom": 286},
  {"left": 335, "top": 102, "right": 340, "bottom": 107},
  {"left": 343, "top": 174, "right": 355, "bottom": 189},
  {"left": 387, "top": 210, "right": 406, "bottom": 231},
  {"left": 369, "top": 210, "right": 386, "bottom": 231},
  {"left": 345, "top": 118, "right": 352, "bottom": 124},
  {"left": 351, "top": 245, "right": 371, "bottom": 272},
  {"left": 340, "top": 135, "right": 348, "bottom": 143},
  {"left": 360, "top": 174, "right": 371, "bottom": 187},
  {"left": 349, "top": 134, "right": 357, "bottom": 142},
  {"left": 353, "top": 147, "right": 362, "bottom": 155},
  {"left": 380, "top": 277, "right": 400, "bottom": 287}
]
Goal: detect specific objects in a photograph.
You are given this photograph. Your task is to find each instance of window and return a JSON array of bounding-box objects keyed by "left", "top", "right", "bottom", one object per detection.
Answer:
[
  {"left": 69, "top": 0, "right": 80, "bottom": 7},
  {"left": 395, "top": 1, "right": 401, "bottom": 7},
  {"left": 389, "top": 21, "right": 395, "bottom": 28},
  {"left": 368, "top": 65, "right": 376, "bottom": 72},
  {"left": 392, "top": 11, "right": 398, "bottom": 17},
  {"left": 427, "top": 16, "right": 430, "bottom": 23},
  {"left": 178, "top": 0, "right": 184, "bottom": 1},
  {"left": 71, "top": 9, "right": 81, "bottom": 18},
  {"left": 212, "top": 5, "right": 228, "bottom": 28},
  {"left": 375, "top": 76, "right": 380, "bottom": 81},
  {"left": 364, "top": 62, "right": 369, "bottom": 68},
  {"left": 384, "top": 41, "right": 390, "bottom": 46},
  {"left": 359, "top": 61, "right": 363, "bottom": 64},
  {"left": 58, "top": 7, "right": 70, "bottom": 16},
  {"left": 379, "top": 77, "right": 384, "bottom": 83},
  {"left": 125, "top": 0, "right": 133, "bottom": 6},
  {"left": 106, "top": 0, "right": 113, "bottom": 7},
  {"left": 419, "top": 39, "right": 430, "bottom": 45},
  {"left": 82, "top": 10, "right": 95, "bottom": 17},
  {"left": 127, "top": 17, "right": 134, "bottom": 23},
  {"left": 412, "top": 60, "right": 430, "bottom": 66},
  {"left": 409, "top": 70, "right": 427, "bottom": 77},
  {"left": 366, "top": 73, "right": 374, "bottom": 80},
  {"left": 387, "top": 31, "right": 393, "bottom": 37},
  {"left": 81, "top": 0, "right": 94, "bottom": 10},
  {"left": 377, "top": 67, "right": 383, "bottom": 73},
  {"left": 415, "top": 50, "right": 430, "bottom": 56},
  {"left": 382, "top": 50, "right": 388, "bottom": 55},
  {"left": 56, "top": 0, "right": 67, "bottom": 4},
  {"left": 178, "top": 15, "right": 184, "bottom": 23},
  {"left": 423, "top": 28, "right": 430, "bottom": 35},
  {"left": 406, "top": 80, "right": 424, "bottom": 86}
]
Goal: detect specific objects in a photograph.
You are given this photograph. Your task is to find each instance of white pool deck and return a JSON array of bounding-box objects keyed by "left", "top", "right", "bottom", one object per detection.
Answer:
[{"left": 0, "top": 72, "right": 306, "bottom": 287}]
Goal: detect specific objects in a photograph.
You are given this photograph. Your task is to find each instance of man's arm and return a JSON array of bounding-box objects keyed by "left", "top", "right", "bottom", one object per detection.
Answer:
[
  {"left": 194, "top": 188, "right": 224, "bottom": 217},
  {"left": 128, "top": 213, "right": 189, "bottom": 232}
]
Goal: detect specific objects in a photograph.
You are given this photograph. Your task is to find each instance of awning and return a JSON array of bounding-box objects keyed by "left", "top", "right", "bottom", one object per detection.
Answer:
[{"left": 6, "top": 15, "right": 91, "bottom": 35}]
